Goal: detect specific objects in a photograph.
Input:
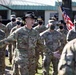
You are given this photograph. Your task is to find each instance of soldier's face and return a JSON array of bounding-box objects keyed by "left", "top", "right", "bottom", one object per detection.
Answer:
[{"left": 25, "top": 18, "right": 35, "bottom": 26}]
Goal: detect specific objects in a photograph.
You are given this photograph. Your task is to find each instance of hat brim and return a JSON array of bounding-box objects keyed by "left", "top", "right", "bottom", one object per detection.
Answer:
[{"left": 23, "top": 16, "right": 36, "bottom": 20}]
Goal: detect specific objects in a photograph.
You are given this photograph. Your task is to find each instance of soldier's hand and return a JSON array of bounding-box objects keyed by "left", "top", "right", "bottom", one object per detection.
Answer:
[{"left": 53, "top": 51, "right": 60, "bottom": 59}]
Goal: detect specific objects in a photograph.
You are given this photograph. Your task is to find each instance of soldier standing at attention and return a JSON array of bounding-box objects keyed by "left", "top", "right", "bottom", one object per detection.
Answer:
[
  {"left": 10, "top": 19, "right": 22, "bottom": 64},
  {"left": 33, "top": 17, "right": 47, "bottom": 73},
  {"left": 40, "top": 24, "right": 64, "bottom": 75},
  {"left": 57, "top": 21, "right": 68, "bottom": 53},
  {"left": 6, "top": 15, "right": 17, "bottom": 64},
  {"left": 10, "top": 17, "right": 22, "bottom": 50},
  {"left": 0, "top": 11, "right": 51, "bottom": 75},
  {"left": 0, "top": 15, "right": 7, "bottom": 75},
  {"left": 58, "top": 38, "right": 76, "bottom": 75},
  {"left": 0, "top": 29, "right": 5, "bottom": 75},
  {"left": 6, "top": 15, "right": 17, "bottom": 37},
  {"left": 33, "top": 17, "right": 47, "bottom": 33}
]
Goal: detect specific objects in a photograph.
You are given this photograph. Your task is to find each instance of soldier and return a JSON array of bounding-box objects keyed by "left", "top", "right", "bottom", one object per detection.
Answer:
[
  {"left": 46, "top": 19, "right": 54, "bottom": 28},
  {"left": 58, "top": 38, "right": 76, "bottom": 75},
  {"left": 0, "top": 15, "right": 7, "bottom": 74},
  {"left": 40, "top": 24, "right": 64, "bottom": 75},
  {"left": 10, "top": 17, "right": 22, "bottom": 33},
  {"left": 10, "top": 20, "right": 22, "bottom": 64},
  {"left": 57, "top": 21, "right": 68, "bottom": 53},
  {"left": 6, "top": 15, "right": 17, "bottom": 64},
  {"left": 33, "top": 17, "right": 47, "bottom": 33},
  {"left": 33, "top": 17, "right": 47, "bottom": 73},
  {"left": 46, "top": 17, "right": 58, "bottom": 30},
  {"left": 6, "top": 15, "right": 17, "bottom": 36},
  {"left": 0, "top": 29, "right": 5, "bottom": 75},
  {"left": 66, "top": 20, "right": 76, "bottom": 42},
  {"left": 0, "top": 11, "right": 51, "bottom": 75}
]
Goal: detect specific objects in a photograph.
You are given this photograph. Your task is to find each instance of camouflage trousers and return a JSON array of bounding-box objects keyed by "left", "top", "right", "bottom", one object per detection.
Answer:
[
  {"left": 8, "top": 44, "right": 12, "bottom": 64},
  {"left": 12, "top": 50, "right": 36, "bottom": 75},
  {"left": 12, "top": 60, "right": 36, "bottom": 75},
  {"left": 0, "top": 48, "right": 5, "bottom": 75},
  {"left": 42, "top": 54, "right": 59, "bottom": 75}
]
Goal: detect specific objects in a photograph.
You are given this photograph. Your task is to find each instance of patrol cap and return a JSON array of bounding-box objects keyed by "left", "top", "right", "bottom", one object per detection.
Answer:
[
  {"left": 37, "top": 16, "right": 43, "bottom": 21},
  {"left": 11, "top": 14, "right": 16, "bottom": 19},
  {"left": 50, "top": 17, "right": 56, "bottom": 20},
  {"left": 10, "top": 14, "right": 16, "bottom": 21},
  {"left": 16, "top": 17, "right": 22, "bottom": 22},
  {"left": 24, "top": 11, "right": 37, "bottom": 19},
  {"left": 11, "top": 14, "right": 16, "bottom": 18},
  {"left": 48, "top": 20, "right": 54, "bottom": 24}
]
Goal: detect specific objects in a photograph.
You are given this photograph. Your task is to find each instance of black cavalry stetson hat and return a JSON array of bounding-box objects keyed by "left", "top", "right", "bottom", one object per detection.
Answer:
[{"left": 23, "top": 11, "right": 37, "bottom": 20}]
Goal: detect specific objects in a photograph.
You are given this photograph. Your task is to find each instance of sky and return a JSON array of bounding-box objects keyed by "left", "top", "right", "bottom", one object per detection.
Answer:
[
  {"left": 0, "top": 0, "right": 76, "bottom": 6},
  {"left": 23, "top": 0, "right": 76, "bottom": 6}
]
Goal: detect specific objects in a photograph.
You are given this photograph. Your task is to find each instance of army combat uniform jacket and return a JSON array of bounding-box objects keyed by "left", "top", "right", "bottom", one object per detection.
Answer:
[
  {"left": 0, "top": 26, "right": 50, "bottom": 75},
  {"left": 58, "top": 39, "right": 76, "bottom": 75}
]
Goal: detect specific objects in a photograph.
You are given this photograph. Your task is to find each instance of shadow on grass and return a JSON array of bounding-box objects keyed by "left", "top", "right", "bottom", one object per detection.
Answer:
[{"left": 35, "top": 73, "right": 42, "bottom": 75}]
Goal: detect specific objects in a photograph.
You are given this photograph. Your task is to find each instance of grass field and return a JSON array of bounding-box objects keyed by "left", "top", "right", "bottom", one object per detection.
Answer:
[
  {"left": 35, "top": 56, "right": 53, "bottom": 75},
  {"left": 5, "top": 55, "right": 53, "bottom": 75}
]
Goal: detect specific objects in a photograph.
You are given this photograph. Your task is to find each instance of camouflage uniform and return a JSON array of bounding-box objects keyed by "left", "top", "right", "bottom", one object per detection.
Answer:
[
  {"left": 0, "top": 23, "right": 6, "bottom": 31},
  {"left": 6, "top": 21, "right": 17, "bottom": 37},
  {"left": 33, "top": 24, "right": 47, "bottom": 72},
  {"left": 10, "top": 26, "right": 18, "bottom": 33},
  {"left": 10, "top": 25, "right": 20, "bottom": 48},
  {"left": 33, "top": 25, "right": 47, "bottom": 33},
  {"left": 0, "top": 23, "right": 7, "bottom": 37},
  {"left": 10, "top": 26, "right": 21, "bottom": 63},
  {"left": 57, "top": 29, "right": 67, "bottom": 53},
  {"left": 58, "top": 39, "right": 76, "bottom": 75},
  {"left": 0, "top": 29, "right": 5, "bottom": 75},
  {"left": 6, "top": 22, "right": 17, "bottom": 64},
  {"left": 40, "top": 29, "right": 63, "bottom": 75},
  {"left": 0, "top": 26, "right": 49, "bottom": 75}
]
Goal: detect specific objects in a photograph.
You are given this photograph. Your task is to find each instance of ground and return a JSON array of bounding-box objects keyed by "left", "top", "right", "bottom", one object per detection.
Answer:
[
  {"left": 5, "top": 57, "right": 12, "bottom": 75},
  {"left": 5, "top": 56, "right": 53, "bottom": 75}
]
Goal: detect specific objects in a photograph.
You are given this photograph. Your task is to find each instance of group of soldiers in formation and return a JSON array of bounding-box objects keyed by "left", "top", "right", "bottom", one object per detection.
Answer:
[{"left": 0, "top": 11, "right": 76, "bottom": 75}]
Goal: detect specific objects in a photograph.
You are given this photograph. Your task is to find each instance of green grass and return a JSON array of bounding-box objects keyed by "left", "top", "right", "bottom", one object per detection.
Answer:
[
  {"left": 5, "top": 57, "right": 12, "bottom": 67},
  {"left": 5, "top": 55, "right": 53, "bottom": 75},
  {"left": 35, "top": 55, "right": 43, "bottom": 75},
  {"left": 35, "top": 55, "right": 53, "bottom": 75}
]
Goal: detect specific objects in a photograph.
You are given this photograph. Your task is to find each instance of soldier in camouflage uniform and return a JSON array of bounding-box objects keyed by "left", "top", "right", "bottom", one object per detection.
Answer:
[
  {"left": 58, "top": 38, "right": 76, "bottom": 75},
  {"left": 10, "top": 20, "right": 22, "bottom": 64},
  {"left": 0, "top": 29, "right": 5, "bottom": 75},
  {"left": 57, "top": 22, "right": 68, "bottom": 53},
  {"left": 6, "top": 16, "right": 17, "bottom": 64},
  {"left": 10, "top": 21, "right": 21, "bottom": 33},
  {"left": 6, "top": 15, "right": 17, "bottom": 37},
  {"left": 40, "top": 24, "right": 64, "bottom": 75},
  {"left": 33, "top": 17, "right": 47, "bottom": 73},
  {"left": 33, "top": 17, "right": 47, "bottom": 33},
  {"left": 46, "top": 17, "right": 58, "bottom": 30},
  {"left": 66, "top": 20, "right": 76, "bottom": 42},
  {"left": 0, "top": 12, "right": 51, "bottom": 75},
  {"left": 0, "top": 15, "right": 7, "bottom": 75}
]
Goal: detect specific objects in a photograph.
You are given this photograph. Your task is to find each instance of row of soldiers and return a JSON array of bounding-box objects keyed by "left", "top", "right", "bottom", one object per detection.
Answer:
[
  {"left": 0, "top": 11, "right": 76, "bottom": 75},
  {"left": 0, "top": 15, "right": 24, "bottom": 75}
]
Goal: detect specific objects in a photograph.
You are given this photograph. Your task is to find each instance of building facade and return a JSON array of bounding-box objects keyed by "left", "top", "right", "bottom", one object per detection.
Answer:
[{"left": 0, "top": 1, "right": 76, "bottom": 25}]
